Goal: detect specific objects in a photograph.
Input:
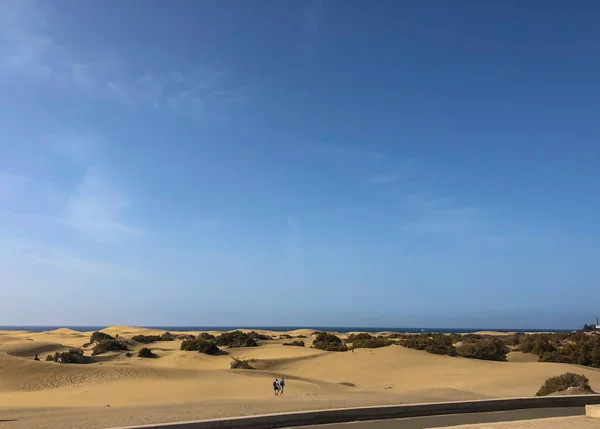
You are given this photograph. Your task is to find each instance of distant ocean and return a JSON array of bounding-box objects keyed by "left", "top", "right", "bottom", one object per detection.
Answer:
[{"left": 0, "top": 326, "right": 573, "bottom": 333}]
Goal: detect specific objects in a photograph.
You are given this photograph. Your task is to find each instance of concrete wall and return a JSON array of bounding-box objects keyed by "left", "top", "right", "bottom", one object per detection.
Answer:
[{"left": 111, "top": 395, "right": 600, "bottom": 429}]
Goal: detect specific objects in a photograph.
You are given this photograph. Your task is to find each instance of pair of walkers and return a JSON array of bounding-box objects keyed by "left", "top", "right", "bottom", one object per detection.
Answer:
[{"left": 273, "top": 377, "right": 285, "bottom": 396}]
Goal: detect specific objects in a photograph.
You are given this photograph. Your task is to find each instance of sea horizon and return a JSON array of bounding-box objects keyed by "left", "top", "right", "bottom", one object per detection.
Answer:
[{"left": 0, "top": 325, "right": 575, "bottom": 333}]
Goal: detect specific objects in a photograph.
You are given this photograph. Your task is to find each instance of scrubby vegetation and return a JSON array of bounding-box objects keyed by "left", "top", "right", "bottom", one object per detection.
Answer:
[
  {"left": 279, "top": 334, "right": 292, "bottom": 339},
  {"left": 283, "top": 341, "right": 305, "bottom": 347},
  {"left": 131, "top": 332, "right": 175, "bottom": 344},
  {"left": 456, "top": 338, "right": 509, "bottom": 362},
  {"left": 92, "top": 339, "right": 128, "bottom": 356},
  {"left": 84, "top": 331, "right": 114, "bottom": 347},
  {"left": 297, "top": 334, "right": 308, "bottom": 338},
  {"left": 90, "top": 331, "right": 114, "bottom": 343},
  {"left": 345, "top": 333, "right": 373, "bottom": 343},
  {"left": 397, "top": 334, "right": 510, "bottom": 361},
  {"left": 313, "top": 332, "right": 348, "bottom": 352},
  {"left": 518, "top": 332, "right": 600, "bottom": 368},
  {"left": 536, "top": 373, "right": 591, "bottom": 396},
  {"left": 47, "top": 348, "right": 85, "bottom": 363},
  {"left": 180, "top": 338, "right": 220, "bottom": 355},
  {"left": 175, "top": 334, "right": 197, "bottom": 340},
  {"left": 215, "top": 331, "right": 258, "bottom": 348},
  {"left": 248, "top": 331, "right": 271, "bottom": 340},
  {"left": 198, "top": 332, "right": 216, "bottom": 341},
  {"left": 138, "top": 347, "right": 156, "bottom": 358},
  {"left": 352, "top": 337, "right": 393, "bottom": 349},
  {"left": 398, "top": 334, "right": 457, "bottom": 356},
  {"left": 230, "top": 357, "right": 254, "bottom": 369},
  {"left": 346, "top": 333, "right": 392, "bottom": 349}
]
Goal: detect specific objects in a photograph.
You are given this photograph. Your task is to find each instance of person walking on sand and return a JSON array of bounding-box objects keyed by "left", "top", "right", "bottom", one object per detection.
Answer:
[
  {"left": 33, "top": 354, "right": 39, "bottom": 361},
  {"left": 279, "top": 377, "right": 285, "bottom": 395},
  {"left": 273, "top": 378, "right": 280, "bottom": 396}
]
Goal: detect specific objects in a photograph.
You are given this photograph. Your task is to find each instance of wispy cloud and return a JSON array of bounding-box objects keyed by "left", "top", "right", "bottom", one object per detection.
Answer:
[
  {"left": 61, "top": 165, "right": 146, "bottom": 243},
  {"left": 0, "top": 1, "right": 256, "bottom": 118},
  {"left": 1, "top": 131, "right": 146, "bottom": 244}
]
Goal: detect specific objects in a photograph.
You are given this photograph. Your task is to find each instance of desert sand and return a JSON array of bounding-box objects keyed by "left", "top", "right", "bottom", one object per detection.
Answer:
[{"left": 1, "top": 327, "right": 600, "bottom": 429}]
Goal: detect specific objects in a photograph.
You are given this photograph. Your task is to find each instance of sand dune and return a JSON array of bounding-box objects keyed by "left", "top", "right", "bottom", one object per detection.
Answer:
[{"left": 1, "top": 326, "right": 599, "bottom": 429}]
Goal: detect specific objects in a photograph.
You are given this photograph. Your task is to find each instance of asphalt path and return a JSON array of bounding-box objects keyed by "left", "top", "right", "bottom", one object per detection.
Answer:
[{"left": 295, "top": 407, "right": 585, "bottom": 429}]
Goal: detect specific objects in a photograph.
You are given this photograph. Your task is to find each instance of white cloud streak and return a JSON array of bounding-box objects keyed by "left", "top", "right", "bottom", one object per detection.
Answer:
[
  {"left": 61, "top": 166, "right": 146, "bottom": 243},
  {"left": 0, "top": 1, "right": 254, "bottom": 118}
]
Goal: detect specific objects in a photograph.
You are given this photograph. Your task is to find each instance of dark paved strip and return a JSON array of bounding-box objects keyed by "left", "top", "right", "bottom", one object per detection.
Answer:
[{"left": 298, "top": 407, "right": 585, "bottom": 429}]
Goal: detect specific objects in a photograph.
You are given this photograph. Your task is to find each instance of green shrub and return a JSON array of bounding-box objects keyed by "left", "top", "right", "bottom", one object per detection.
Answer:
[
  {"left": 175, "top": 334, "right": 196, "bottom": 340},
  {"left": 51, "top": 348, "right": 85, "bottom": 363},
  {"left": 536, "top": 373, "right": 590, "bottom": 396},
  {"left": 215, "top": 331, "right": 258, "bottom": 348},
  {"left": 138, "top": 347, "right": 156, "bottom": 358},
  {"left": 519, "top": 333, "right": 600, "bottom": 368},
  {"left": 161, "top": 332, "right": 174, "bottom": 341},
  {"left": 89, "top": 331, "right": 114, "bottom": 344},
  {"left": 230, "top": 357, "right": 254, "bottom": 369},
  {"left": 313, "top": 332, "right": 348, "bottom": 352},
  {"left": 279, "top": 334, "right": 293, "bottom": 339},
  {"left": 346, "top": 333, "right": 373, "bottom": 343},
  {"left": 45, "top": 354, "right": 54, "bottom": 361},
  {"left": 456, "top": 338, "right": 509, "bottom": 362},
  {"left": 283, "top": 341, "right": 305, "bottom": 347},
  {"left": 132, "top": 335, "right": 161, "bottom": 344},
  {"left": 92, "top": 339, "right": 128, "bottom": 356},
  {"left": 297, "top": 335, "right": 308, "bottom": 338},
  {"left": 132, "top": 332, "right": 175, "bottom": 344},
  {"left": 398, "top": 334, "right": 456, "bottom": 356},
  {"left": 180, "top": 338, "right": 220, "bottom": 355},
  {"left": 198, "top": 332, "right": 216, "bottom": 341},
  {"left": 351, "top": 337, "right": 392, "bottom": 349},
  {"left": 425, "top": 343, "right": 457, "bottom": 356},
  {"left": 248, "top": 331, "right": 271, "bottom": 340}
]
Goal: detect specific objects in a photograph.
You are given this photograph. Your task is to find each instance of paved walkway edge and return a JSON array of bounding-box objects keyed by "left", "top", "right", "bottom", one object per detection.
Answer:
[{"left": 110, "top": 395, "right": 600, "bottom": 429}]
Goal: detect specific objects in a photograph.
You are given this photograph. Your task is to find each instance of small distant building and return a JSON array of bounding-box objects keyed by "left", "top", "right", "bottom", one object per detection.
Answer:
[{"left": 596, "top": 317, "right": 600, "bottom": 330}]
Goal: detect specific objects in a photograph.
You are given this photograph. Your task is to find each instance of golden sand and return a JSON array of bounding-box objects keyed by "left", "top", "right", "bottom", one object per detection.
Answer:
[{"left": 1, "top": 327, "right": 599, "bottom": 429}]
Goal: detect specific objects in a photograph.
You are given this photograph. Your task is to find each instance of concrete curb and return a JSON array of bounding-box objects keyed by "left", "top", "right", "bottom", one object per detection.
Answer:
[{"left": 110, "top": 395, "right": 600, "bottom": 429}]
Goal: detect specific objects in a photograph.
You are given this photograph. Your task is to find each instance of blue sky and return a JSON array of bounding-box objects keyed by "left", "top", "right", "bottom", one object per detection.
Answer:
[{"left": 1, "top": 0, "right": 599, "bottom": 328}]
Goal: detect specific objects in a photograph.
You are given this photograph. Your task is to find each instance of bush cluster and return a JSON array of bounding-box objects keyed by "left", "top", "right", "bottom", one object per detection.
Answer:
[
  {"left": 283, "top": 341, "right": 305, "bottom": 347},
  {"left": 215, "top": 331, "right": 258, "bottom": 348},
  {"left": 536, "top": 373, "right": 591, "bottom": 396},
  {"left": 89, "top": 331, "right": 114, "bottom": 344},
  {"left": 398, "top": 334, "right": 510, "bottom": 361},
  {"left": 352, "top": 337, "right": 392, "bottom": 349},
  {"left": 279, "top": 334, "right": 293, "bottom": 339},
  {"left": 248, "top": 331, "right": 271, "bottom": 340},
  {"left": 398, "top": 334, "right": 457, "bottom": 356},
  {"left": 92, "top": 339, "right": 128, "bottom": 356},
  {"left": 175, "top": 334, "right": 197, "bottom": 340},
  {"left": 519, "top": 333, "right": 600, "bottom": 368},
  {"left": 198, "top": 332, "right": 216, "bottom": 340},
  {"left": 180, "top": 338, "right": 220, "bottom": 355},
  {"left": 138, "top": 347, "right": 156, "bottom": 358},
  {"left": 47, "top": 348, "right": 85, "bottom": 364},
  {"left": 230, "top": 357, "right": 254, "bottom": 369},
  {"left": 131, "top": 332, "right": 175, "bottom": 344},
  {"left": 347, "top": 333, "right": 392, "bottom": 349},
  {"left": 313, "top": 332, "right": 348, "bottom": 352},
  {"left": 345, "top": 333, "right": 373, "bottom": 343},
  {"left": 456, "top": 338, "right": 509, "bottom": 362}
]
